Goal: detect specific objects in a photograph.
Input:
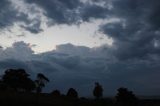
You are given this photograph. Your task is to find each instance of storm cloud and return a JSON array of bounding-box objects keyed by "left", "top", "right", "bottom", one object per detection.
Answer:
[
  {"left": 0, "top": 41, "right": 159, "bottom": 96},
  {"left": 0, "top": 0, "right": 45, "bottom": 33},
  {"left": 1, "top": 0, "right": 160, "bottom": 35},
  {"left": 0, "top": 0, "right": 160, "bottom": 96},
  {"left": 0, "top": 0, "right": 111, "bottom": 33},
  {"left": 99, "top": 0, "right": 160, "bottom": 60}
]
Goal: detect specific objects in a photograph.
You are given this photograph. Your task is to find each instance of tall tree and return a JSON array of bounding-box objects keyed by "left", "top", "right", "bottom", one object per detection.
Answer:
[
  {"left": 2, "top": 69, "right": 35, "bottom": 92},
  {"left": 66, "top": 88, "right": 78, "bottom": 98},
  {"left": 116, "top": 87, "right": 138, "bottom": 106},
  {"left": 93, "top": 82, "right": 103, "bottom": 99},
  {"left": 35, "top": 73, "right": 49, "bottom": 93}
]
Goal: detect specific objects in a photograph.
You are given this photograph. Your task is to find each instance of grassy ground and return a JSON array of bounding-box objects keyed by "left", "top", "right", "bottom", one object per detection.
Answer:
[{"left": 0, "top": 91, "right": 160, "bottom": 106}]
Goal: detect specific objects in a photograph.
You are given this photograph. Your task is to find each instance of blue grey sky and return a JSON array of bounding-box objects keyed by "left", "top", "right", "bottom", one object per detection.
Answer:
[{"left": 0, "top": 0, "right": 160, "bottom": 96}]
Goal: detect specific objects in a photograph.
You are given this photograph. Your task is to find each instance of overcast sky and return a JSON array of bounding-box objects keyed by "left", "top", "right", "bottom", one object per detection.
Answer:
[{"left": 0, "top": 0, "right": 160, "bottom": 96}]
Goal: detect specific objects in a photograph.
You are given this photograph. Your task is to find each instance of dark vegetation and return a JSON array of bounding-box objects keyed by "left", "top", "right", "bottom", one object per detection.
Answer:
[
  {"left": 93, "top": 82, "right": 103, "bottom": 99},
  {"left": 0, "top": 68, "right": 159, "bottom": 106}
]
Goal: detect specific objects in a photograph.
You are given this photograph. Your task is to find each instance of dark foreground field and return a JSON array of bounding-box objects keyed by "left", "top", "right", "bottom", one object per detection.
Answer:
[{"left": 0, "top": 92, "right": 160, "bottom": 106}]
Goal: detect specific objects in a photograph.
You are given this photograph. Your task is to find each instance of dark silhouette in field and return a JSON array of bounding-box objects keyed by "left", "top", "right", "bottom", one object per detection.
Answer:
[
  {"left": 35, "top": 73, "right": 49, "bottom": 93},
  {"left": 0, "top": 68, "right": 159, "bottom": 106},
  {"left": 0, "top": 80, "right": 7, "bottom": 91},
  {"left": 2, "top": 69, "right": 35, "bottom": 92},
  {"left": 66, "top": 88, "right": 78, "bottom": 98},
  {"left": 0, "top": 69, "right": 50, "bottom": 94},
  {"left": 93, "top": 82, "right": 103, "bottom": 99},
  {"left": 51, "top": 89, "right": 61, "bottom": 97},
  {"left": 116, "top": 87, "right": 138, "bottom": 106}
]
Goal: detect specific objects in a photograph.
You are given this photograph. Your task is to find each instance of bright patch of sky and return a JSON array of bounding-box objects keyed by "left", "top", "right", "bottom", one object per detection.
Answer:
[
  {"left": 0, "top": 0, "right": 117, "bottom": 53},
  {"left": 0, "top": 19, "right": 115, "bottom": 53}
]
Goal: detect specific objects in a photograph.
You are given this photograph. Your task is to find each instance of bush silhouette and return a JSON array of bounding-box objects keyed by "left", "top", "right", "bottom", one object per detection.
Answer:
[
  {"left": 0, "top": 80, "right": 7, "bottom": 91},
  {"left": 2, "top": 69, "right": 35, "bottom": 92},
  {"left": 115, "top": 87, "right": 138, "bottom": 106},
  {"left": 51, "top": 90, "right": 61, "bottom": 97},
  {"left": 93, "top": 82, "right": 103, "bottom": 99},
  {"left": 66, "top": 88, "right": 78, "bottom": 98},
  {"left": 35, "top": 73, "right": 49, "bottom": 93}
]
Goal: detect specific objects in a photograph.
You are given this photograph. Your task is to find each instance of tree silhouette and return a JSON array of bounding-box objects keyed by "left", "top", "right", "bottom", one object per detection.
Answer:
[
  {"left": 2, "top": 69, "right": 35, "bottom": 92},
  {"left": 51, "top": 90, "right": 61, "bottom": 97},
  {"left": 93, "top": 82, "right": 103, "bottom": 99},
  {"left": 0, "top": 80, "right": 7, "bottom": 91},
  {"left": 66, "top": 88, "right": 78, "bottom": 98},
  {"left": 35, "top": 73, "right": 49, "bottom": 93},
  {"left": 115, "top": 87, "right": 138, "bottom": 106}
]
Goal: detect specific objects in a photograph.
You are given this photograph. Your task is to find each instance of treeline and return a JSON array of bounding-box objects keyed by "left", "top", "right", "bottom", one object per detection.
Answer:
[
  {"left": 0, "top": 68, "right": 139, "bottom": 106},
  {"left": 0, "top": 68, "right": 49, "bottom": 93}
]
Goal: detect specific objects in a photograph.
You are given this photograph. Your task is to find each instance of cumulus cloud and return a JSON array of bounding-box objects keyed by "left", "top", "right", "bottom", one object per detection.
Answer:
[
  {"left": 24, "top": 0, "right": 111, "bottom": 24},
  {"left": 0, "top": 0, "right": 160, "bottom": 96},
  {"left": 0, "top": 0, "right": 112, "bottom": 34},
  {"left": 24, "top": 0, "right": 83, "bottom": 25},
  {"left": 0, "top": 41, "right": 34, "bottom": 61},
  {"left": 0, "top": 0, "right": 23, "bottom": 29},
  {"left": 0, "top": 41, "right": 160, "bottom": 96},
  {"left": 0, "top": 0, "right": 47, "bottom": 34},
  {"left": 1, "top": 0, "right": 160, "bottom": 35},
  {"left": 98, "top": 0, "right": 160, "bottom": 60}
]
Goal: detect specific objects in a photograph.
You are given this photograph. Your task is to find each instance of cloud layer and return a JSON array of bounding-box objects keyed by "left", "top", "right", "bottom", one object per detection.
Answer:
[
  {"left": 0, "top": 41, "right": 160, "bottom": 96},
  {"left": 0, "top": 0, "right": 160, "bottom": 96}
]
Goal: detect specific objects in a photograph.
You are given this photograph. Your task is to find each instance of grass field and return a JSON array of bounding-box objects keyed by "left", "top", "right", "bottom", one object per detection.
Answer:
[{"left": 0, "top": 91, "right": 160, "bottom": 106}]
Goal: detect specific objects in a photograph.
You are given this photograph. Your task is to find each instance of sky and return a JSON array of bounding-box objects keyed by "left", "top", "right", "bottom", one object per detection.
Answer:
[{"left": 0, "top": 0, "right": 160, "bottom": 96}]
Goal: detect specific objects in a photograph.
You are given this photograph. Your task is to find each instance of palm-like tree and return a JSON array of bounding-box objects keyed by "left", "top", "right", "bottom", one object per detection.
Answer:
[{"left": 35, "top": 73, "right": 49, "bottom": 93}]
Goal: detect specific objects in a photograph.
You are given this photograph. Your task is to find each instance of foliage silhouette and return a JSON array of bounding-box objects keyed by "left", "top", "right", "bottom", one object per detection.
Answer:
[
  {"left": 2, "top": 69, "right": 35, "bottom": 92},
  {"left": 115, "top": 87, "right": 138, "bottom": 106},
  {"left": 51, "top": 89, "right": 61, "bottom": 97},
  {"left": 0, "top": 80, "right": 7, "bottom": 91},
  {"left": 93, "top": 82, "right": 103, "bottom": 99},
  {"left": 66, "top": 88, "right": 78, "bottom": 98},
  {"left": 0, "top": 68, "right": 158, "bottom": 106},
  {"left": 35, "top": 73, "right": 49, "bottom": 93}
]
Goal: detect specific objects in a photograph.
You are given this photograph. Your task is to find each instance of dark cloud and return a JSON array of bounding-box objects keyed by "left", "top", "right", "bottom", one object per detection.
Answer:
[
  {"left": 0, "top": 0, "right": 160, "bottom": 96},
  {"left": 24, "top": 0, "right": 111, "bottom": 25},
  {"left": 1, "top": 0, "right": 160, "bottom": 35},
  {"left": 100, "top": 0, "right": 160, "bottom": 60},
  {"left": 79, "top": 4, "right": 109, "bottom": 21},
  {"left": 0, "top": 0, "right": 43, "bottom": 33},
  {"left": 20, "top": 20, "right": 43, "bottom": 34},
  {"left": 0, "top": 59, "right": 29, "bottom": 72},
  {"left": 24, "top": 0, "right": 83, "bottom": 24},
  {"left": 0, "top": 0, "right": 23, "bottom": 30},
  {"left": 0, "top": 42, "right": 160, "bottom": 96}
]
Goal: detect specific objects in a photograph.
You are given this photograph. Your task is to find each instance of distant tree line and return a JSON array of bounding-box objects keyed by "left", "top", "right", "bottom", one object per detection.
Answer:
[
  {"left": 0, "top": 68, "right": 138, "bottom": 105},
  {"left": 0, "top": 68, "right": 49, "bottom": 93}
]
